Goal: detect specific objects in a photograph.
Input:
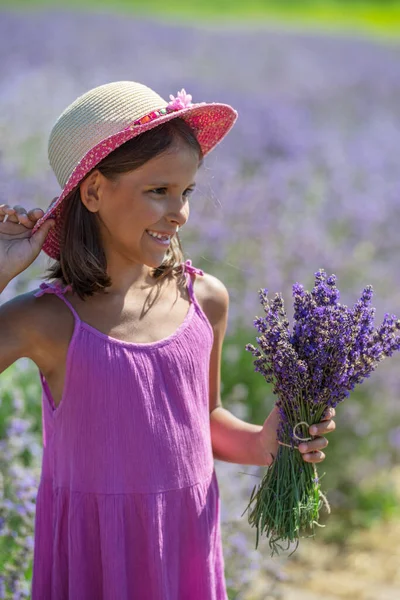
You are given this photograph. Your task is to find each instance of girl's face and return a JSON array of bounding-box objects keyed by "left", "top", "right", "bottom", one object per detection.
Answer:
[{"left": 80, "top": 137, "right": 199, "bottom": 271}]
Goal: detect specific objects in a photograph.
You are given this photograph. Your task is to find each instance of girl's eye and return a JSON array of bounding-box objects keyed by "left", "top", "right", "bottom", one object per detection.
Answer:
[{"left": 149, "top": 188, "right": 195, "bottom": 197}]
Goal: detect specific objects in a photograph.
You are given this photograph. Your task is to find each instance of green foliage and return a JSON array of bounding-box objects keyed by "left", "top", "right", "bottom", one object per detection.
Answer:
[
  {"left": 321, "top": 477, "right": 400, "bottom": 544},
  {"left": 222, "top": 328, "right": 276, "bottom": 424},
  {"left": 1, "top": 0, "right": 400, "bottom": 39},
  {"left": 0, "top": 375, "right": 13, "bottom": 439},
  {"left": 0, "top": 361, "right": 42, "bottom": 595}
]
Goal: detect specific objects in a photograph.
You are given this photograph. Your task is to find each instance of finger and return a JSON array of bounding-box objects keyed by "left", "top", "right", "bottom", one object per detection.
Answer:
[
  {"left": 0, "top": 206, "right": 19, "bottom": 223},
  {"left": 29, "top": 219, "right": 56, "bottom": 251},
  {"left": 310, "top": 419, "right": 336, "bottom": 436},
  {"left": 321, "top": 407, "right": 336, "bottom": 420},
  {"left": 0, "top": 204, "right": 15, "bottom": 214},
  {"left": 12, "top": 206, "right": 33, "bottom": 228},
  {"left": 27, "top": 208, "right": 45, "bottom": 223},
  {"left": 302, "top": 451, "right": 326, "bottom": 463},
  {"left": 299, "top": 437, "right": 328, "bottom": 454}
]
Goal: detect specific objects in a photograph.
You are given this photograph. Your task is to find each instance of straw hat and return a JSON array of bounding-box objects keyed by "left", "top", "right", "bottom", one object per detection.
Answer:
[{"left": 32, "top": 80, "right": 238, "bottom": 259}]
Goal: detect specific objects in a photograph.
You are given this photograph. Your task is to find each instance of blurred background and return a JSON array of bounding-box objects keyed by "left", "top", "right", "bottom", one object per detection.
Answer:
[{"left": 1, "top": 1, "right": 400, "bottom": 598}]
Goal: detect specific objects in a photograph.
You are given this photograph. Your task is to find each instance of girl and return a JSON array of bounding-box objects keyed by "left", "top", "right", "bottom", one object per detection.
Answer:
[{"left": 0, "top": 81, "right": 335, "bottom": 599}]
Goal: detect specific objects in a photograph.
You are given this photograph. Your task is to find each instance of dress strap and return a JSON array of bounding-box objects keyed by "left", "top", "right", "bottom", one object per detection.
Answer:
[
  {"left": 181, "top": 259, "right": 204, "bottom": 303},
  {"left": 34, "top": 281, "right": 81, "bottom": 322}
]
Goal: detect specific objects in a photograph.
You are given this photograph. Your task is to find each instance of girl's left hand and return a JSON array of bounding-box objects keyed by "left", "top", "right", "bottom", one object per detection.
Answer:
[
  {"left": 298, "top": 407, "right": 336, "bottom": 464},
  {"left": 259, "top": 406, "right": 336, "bottom": 466}
]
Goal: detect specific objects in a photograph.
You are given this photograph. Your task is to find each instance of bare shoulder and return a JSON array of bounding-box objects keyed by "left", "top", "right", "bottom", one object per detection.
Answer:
[
  {"left": 0, "top": 287, "right": 73, "bottom": 371},
  {"left": 193, "top": 271, "right": 229, "bottom": 329},
  {"left": 0, "top": 289, "right": 52, "bottom": 338},
  {"left": 192, "top": 271, "right": 229, "bottom": 414}
]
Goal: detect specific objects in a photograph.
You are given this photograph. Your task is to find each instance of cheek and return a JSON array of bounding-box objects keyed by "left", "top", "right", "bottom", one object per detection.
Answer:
[
  {"left": 134, "top": 198, "right": 166, "bottom": 224},
  {"left": 98, "top": 204, "right": 139, "bottom": 239},
  {"left": 118, "top": 202, "right": 163, "bottom": 238},
  {"left": 101, "top": 193, "right": 167, "bottom": 237},
  {"left": 109, "top": 199, "right": 147, "bottom": 225}
]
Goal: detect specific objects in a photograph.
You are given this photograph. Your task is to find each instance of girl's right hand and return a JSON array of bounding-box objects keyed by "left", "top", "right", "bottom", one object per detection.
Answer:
[{"left": 0, "top": 202, "right": 56, "bottom": 283}]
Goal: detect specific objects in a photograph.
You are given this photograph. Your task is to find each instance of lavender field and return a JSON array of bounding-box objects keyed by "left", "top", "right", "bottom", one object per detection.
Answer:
[{"left": 1, "top": 9, "right": 400, "bottom": 599}]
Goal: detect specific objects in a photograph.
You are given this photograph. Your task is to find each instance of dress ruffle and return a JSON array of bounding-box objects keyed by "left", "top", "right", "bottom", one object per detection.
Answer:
[{"left": 33, "top": 472, "right": 226, "bottom": 600}]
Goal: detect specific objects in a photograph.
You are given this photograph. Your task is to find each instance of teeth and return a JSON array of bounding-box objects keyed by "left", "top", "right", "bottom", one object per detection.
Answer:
[{"left": 147, "top": 230, "right": 170, "bottom": 240}]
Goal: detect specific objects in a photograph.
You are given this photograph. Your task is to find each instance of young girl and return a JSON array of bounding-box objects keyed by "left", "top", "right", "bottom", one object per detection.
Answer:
[{"left": 0, "top": 81, "right": 336, "bottom": 599}]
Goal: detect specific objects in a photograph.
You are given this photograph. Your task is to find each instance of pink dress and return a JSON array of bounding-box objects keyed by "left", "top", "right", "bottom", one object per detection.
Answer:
[{"left": 31, "top": 260, "right": 227, "bottom": 600}]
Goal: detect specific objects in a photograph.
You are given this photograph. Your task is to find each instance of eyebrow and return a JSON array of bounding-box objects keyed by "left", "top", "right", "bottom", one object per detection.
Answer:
[{"left": 146, "top": 182, "right": 197, "bottom": 188}]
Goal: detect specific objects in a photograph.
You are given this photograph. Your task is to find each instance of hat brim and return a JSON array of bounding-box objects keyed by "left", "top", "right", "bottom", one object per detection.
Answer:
[{"left": 32, "top": 102, "right": 237, "bottom": 260}]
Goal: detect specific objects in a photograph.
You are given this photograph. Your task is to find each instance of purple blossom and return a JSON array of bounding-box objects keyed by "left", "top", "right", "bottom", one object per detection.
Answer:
[
  {"left": 247, "top": 273, "right": 400, "bottom": 442},
  {"left": 244, "top": 274, "right": 400, "bottom": 553}
]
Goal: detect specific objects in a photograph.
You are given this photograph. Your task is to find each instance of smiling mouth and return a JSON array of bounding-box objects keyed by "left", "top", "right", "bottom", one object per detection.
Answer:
[{"left": 145, "top": 230, "right": 171, "bottom": 246}]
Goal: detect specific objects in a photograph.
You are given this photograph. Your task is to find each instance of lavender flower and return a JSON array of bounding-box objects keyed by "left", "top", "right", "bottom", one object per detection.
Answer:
[{"left": 244, "top": 272, "right": 400, "bottom": 554}]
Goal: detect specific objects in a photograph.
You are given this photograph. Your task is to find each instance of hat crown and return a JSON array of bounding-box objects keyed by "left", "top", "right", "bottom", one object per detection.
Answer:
[{"left": 48, "top": 81, "right": 168, "bottom": 188}]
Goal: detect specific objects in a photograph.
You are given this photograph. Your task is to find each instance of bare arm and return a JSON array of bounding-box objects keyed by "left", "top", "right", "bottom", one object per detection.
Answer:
[
  {"left": 0, "top": 202, "right": 56, "bottom": 374},
  {"left": 198, "top": 273, "right": 271, "bottom": 465},
  {"left": 0, "top": 292, "right": 38, "bottom": 374},
  {"left": 202, "top": 273, "right": 336, "bottom": 467},
  {"left": 210, "top": 407, "right": 268, "bottom": 465}
]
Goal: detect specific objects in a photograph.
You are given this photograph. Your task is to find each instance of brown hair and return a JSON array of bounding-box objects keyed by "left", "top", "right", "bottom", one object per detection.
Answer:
[{"left": 46, "top": 118, "right": 203, "bottom": 299}]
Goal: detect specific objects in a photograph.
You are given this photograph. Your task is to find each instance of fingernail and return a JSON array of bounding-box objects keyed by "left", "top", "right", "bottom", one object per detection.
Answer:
[
  {"left": 310, "top": 426, "right": 317, "bottom": 435},
  {"left": 299, "top": 444, "right": 307, "bottom": 452}
]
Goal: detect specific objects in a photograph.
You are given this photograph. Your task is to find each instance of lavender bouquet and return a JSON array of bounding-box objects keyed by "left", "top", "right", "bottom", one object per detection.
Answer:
[{"left": 243, "top": 270, "right": 400, "bottom": 555}]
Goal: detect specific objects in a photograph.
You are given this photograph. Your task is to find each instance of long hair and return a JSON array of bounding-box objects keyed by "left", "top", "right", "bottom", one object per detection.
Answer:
[{"left": 46, "top": 118, "right": 203, "bottom": 299}]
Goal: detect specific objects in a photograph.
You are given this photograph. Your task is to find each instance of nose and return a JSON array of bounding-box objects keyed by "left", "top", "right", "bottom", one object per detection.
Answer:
[{"left": 166, "top": 193, "right": 189, "bottom": 228}]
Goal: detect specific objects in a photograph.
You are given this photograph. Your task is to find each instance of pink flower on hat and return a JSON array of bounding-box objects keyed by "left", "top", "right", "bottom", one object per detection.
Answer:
[{"left": 167, "top": 89, "right": 193, "bottom": 110}]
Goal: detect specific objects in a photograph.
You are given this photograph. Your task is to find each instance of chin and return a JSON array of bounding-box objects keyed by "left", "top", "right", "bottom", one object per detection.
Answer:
[{"left": 142, "top": 254, "right": 167, "bottom": 270}]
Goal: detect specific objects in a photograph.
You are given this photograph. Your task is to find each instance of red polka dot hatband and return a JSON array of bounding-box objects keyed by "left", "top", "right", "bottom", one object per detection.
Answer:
[{"left": 32, "top": 81, "right": 238, "bottom": 259}]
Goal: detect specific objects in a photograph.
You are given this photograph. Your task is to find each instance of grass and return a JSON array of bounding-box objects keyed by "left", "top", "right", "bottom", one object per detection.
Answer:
[{"left": 0, "top": 0, "right": 400, "bottom": 40}]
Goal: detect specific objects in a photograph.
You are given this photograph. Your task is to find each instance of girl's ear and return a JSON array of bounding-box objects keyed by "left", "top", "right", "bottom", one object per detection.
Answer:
[{"left": 79, "top": 170, "right": 103, "bottom": 213}]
